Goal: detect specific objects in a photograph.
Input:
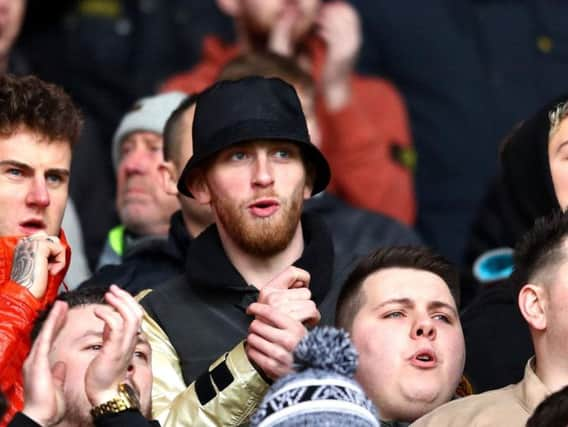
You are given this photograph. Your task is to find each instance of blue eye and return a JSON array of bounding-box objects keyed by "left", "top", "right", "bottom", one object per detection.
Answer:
[
  {"left": 231, "top": 152, "right": 247, "bottom": 161},
  {"left": 433, "top": 314, "right": 451, "bottom": 323},
  {"left": 7, "top": 168, "right": 22, "bottom": 177},
  {"left": 385, "top": 311, "right": 404, "bottom": 319},
  {"left": 274, "top": 150, "right": 290, "bottom": 159}
]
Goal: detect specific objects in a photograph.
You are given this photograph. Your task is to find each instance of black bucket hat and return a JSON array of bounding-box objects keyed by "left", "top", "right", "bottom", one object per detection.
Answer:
[{"left": 177, "top": 76, "right": 331, "bottom": 197}]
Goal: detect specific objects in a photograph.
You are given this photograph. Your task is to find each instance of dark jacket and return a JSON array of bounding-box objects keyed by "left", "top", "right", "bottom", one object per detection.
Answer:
[
  {"left": 140, "top": 213, "right": 349, "bottom": 384},
  {"left": 82, "top": 212, "right": 190, "bottom": 294},
  {"left": 304, "top": 192, "right": 421, "bottom": 256},
  {"left": 7, "top": 411, "right": 160, "bottom": 427}
]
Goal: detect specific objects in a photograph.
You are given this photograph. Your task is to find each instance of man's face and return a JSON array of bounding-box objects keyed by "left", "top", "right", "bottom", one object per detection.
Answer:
[
  {"left": 0, "top": 130, "right": 70, "bottom": 237},
  {"left": 548, "top": 117, "right": 568, "bottom": 210},
  {"left": 193, "top": 140, "right": 311, "bottom": 256},
  {"left": 238, "top": 0, "right": 320, "bottom": 44},
  {"left": 0, "top": 0, "right": 25, "bottom": 60},
  {"left": 116, "top": 131, "right": 180, "bottom": 235},
  {"left": 350, "top": 267, "right": 465, "bottom": 422},
  {"left": 49, "top": 305, "right": 153, "bottom": 425}
]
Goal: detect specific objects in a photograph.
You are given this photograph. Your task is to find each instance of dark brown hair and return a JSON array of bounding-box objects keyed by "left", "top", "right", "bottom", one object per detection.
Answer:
[
  {"left": 336, "top": 246, "right": 460, "bottom": 331},
  {"left": 510, "top": 210, "right": 568, "bottom": 299},
  {"left": 0, "top": 74, "right": 83, "bottom": 146},
  {"left": 219, "top": 51, "right": 313, "bottom": 92}
]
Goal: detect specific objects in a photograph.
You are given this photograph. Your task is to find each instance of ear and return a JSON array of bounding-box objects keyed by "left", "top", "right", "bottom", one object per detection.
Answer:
[
  {"left": 303, "top": 170, "right": 315, "bottom": 199},
  {"left": 518, "top": 284, "right": 547, "bottom": 331},
  {"left": 188, "top": 171, "right": 212, "bottom": 205},
  {"left": 159, "top": 161, "right": 179, "bottom": 196},
  {"left": 216, "top": 0, "right": 241, "bottom": 17}
]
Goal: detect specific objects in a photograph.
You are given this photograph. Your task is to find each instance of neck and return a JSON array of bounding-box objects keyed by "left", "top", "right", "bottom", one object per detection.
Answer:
[
  {"left": 182, "top": 211, "right": 209, "bottom": 238},
  {"left": 534, "top": 340, "right": 568, "bottom": 393},
  {"left": 219, "top": 223, "right": 305, "bottom": 288}
]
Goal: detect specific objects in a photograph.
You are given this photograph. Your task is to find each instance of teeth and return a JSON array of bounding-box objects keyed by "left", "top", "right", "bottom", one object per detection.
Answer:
[{"left": 417, "top": 355, "right": 432, "bottom": 361}]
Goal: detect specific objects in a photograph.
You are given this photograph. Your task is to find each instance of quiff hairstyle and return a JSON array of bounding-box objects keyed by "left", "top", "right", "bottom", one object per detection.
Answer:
[
  {"left": 336, "top": 246, "right": 460, "bottom": 331},
  {"left": 510, "top": 210, "right": 568, "bottom": 299},
  {"left": 0, "top": 74, "right": 83, "bottom": 146}
]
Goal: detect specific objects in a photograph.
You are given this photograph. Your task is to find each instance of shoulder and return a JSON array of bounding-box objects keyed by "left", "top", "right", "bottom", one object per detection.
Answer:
[{"left": 412, "top": 385, "right": 527, "bottom": 426}]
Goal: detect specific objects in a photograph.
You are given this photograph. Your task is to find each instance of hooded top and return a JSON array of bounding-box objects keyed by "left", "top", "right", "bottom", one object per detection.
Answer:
[{"left": 462, "top": 94, "right": 567, "bottom": 302}]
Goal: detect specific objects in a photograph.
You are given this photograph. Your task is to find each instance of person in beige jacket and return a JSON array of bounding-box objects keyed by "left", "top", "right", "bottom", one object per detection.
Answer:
[{"left": 411, "top": 211, "right": 568, "bottom": 426}]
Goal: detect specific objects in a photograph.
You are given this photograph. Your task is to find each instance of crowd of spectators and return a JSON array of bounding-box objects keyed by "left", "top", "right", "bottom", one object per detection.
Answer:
[{"left": 1, "top": 0, "right": 568, "bottom": 426}]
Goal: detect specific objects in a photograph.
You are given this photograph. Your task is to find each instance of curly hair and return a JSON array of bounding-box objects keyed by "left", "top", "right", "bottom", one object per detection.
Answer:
[{"left": 0, "top": 74, "right": 82, "bottom": 145}]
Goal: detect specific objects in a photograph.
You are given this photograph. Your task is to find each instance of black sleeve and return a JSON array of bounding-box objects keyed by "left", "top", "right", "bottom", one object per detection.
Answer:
[
  {"left": 93, "top": 410, "right": 160, "bottom": 427},
  {"left": 7, "top": 413, "right": 42, "bottom": 427}
]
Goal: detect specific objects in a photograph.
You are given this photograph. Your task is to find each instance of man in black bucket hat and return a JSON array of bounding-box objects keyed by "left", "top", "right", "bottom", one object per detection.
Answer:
[{"left": 137, "top": 76, "right": 348, "bottom": 426}]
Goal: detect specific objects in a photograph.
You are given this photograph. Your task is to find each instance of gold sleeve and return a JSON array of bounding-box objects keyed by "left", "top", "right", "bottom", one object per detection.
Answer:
[{"left": 139, "top": 296, "right": 269, "bottom": 426}]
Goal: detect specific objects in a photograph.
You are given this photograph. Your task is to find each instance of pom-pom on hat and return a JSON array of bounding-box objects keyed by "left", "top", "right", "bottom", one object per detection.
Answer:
[{"left": 251, "top": 326, "right": 379, "bottom": 427}]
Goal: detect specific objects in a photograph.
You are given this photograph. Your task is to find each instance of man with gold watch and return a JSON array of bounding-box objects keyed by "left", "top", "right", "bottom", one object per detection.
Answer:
[{"left": 5, "top": 285, "right": 159, "bottom": 427}]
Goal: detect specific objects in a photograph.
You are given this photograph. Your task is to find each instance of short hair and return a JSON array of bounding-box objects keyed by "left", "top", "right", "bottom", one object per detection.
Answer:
[
  {"left": 526, "top": 384, "right": 568, "bottom": 427},
  {"left": 163, "top": 93, "right": 199, "bottom": 162},
  {"left": 218, "top": 51, "right": 314, "bottom": 93},
  {"left": 0, "top": 74, "right": 83, "bottom": 146},
  {"left": 510, "top": 210, "right": 568, "bottom": 299},
  {"left": 30, "top": 285, "right": 110, "bottom": 343},
  {"left": 335, "top": 246, "right": 460, "bottom": 331}
]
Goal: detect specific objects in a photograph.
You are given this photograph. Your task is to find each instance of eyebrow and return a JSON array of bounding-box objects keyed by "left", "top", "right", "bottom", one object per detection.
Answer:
[
  {"left": 428, "top": 301, "right": 458, "bottom": 317},
  {"left": 0, "top": 160, "right": 70, "bottom": 177}
]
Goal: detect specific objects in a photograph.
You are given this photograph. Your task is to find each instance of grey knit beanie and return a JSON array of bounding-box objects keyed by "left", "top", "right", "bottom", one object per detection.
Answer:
[
  {"left": 251, "top": 326, "right": 379, "bottom": 427},
  {"left": 111, "top": 91, "right": 187, "bottom": 170}
]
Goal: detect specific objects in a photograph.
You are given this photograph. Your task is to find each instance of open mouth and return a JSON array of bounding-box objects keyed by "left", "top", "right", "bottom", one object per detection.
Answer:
[
  {"left": 19, "top": 219, "right": 46, "bottom": 234},
  {"left": 248, "top": 199, "right": 280, "bottom": 217},
  {"left": 410, "top": 350, "right": 437, "bottom": 368}
]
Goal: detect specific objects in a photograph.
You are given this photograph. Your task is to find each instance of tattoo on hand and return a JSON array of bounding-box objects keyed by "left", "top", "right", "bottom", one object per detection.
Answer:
[{"left": 11, "top": 239, "right": 35, "bottom": 289}]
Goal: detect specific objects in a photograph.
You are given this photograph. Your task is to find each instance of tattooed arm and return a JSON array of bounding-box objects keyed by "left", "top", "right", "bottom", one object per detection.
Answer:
[{"left": 10, "top": 232, "right": 66, "bottom": 299}]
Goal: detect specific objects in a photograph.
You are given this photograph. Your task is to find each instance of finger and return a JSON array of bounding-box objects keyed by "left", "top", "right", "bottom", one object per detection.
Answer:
[
  {"left": 247, "top": 332, "right": 294, "bottom": 367},
  {"left": 104, "top": 288, "right": 142, "bottom": 340},
  {"left": 248, "top": 316, "right": 306, "bottom": 352},
  {"left": 93, "top": 306, "right": 126, "bottom": 354},
  {"left": 246, "top": 344, "right": 291, "bottom": 380},
  {"left": 42, "top": 239, "right": 66, "bottom": 276},
  {"left": 278, "top": 300, "right": 321, "bottom": 326},
  {"left": 108, "top": 285, "right": 143, "bottom": 320},
  {"left": 258, "top": 287, "right": 312, "bottom": 306},
  {"left": 34, "top": 301, "right": 68, "bottom": 357},
  {"left": 265, "top": 267, "right": 310, "bottom": 290},
  {"left": 247, "top": 303, "right": 303, "bottom": 330}
]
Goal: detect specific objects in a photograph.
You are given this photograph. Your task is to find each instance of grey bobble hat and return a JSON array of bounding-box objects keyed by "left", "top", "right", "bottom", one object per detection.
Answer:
[
  {"left": 111, "top": 91, "right": 187, "bottom": 170},
  {"left": 251, "top": 327, "right": 379, "bottom": 427}
]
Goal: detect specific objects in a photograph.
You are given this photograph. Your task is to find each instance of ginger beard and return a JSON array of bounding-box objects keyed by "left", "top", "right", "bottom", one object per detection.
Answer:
[{"left": 210, "top": 183, "right": 305, "bottom": 257}]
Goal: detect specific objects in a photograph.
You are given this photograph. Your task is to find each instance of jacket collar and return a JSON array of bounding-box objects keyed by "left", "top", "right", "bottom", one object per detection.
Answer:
[
  {"left": 514, "top": 357, "right": 551, "bottom": 414},
  {"left": 184, "top": 212, "right": 334, "bottom": 304}
]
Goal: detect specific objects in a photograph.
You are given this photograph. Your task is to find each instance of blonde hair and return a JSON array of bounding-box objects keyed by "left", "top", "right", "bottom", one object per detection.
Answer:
[{"left": 549, "top": 100, "right": 568, "bottom": 137}]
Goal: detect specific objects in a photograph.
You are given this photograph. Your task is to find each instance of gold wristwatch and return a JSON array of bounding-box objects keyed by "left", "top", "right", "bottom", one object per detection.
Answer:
[{"left": 90, "top": 383, "right": 140, "bottom": 418}]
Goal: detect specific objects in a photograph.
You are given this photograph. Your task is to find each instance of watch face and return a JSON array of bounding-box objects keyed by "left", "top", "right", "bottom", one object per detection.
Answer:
[{"left": 119, "top": 383, "right": 141, "bottom": 409}]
